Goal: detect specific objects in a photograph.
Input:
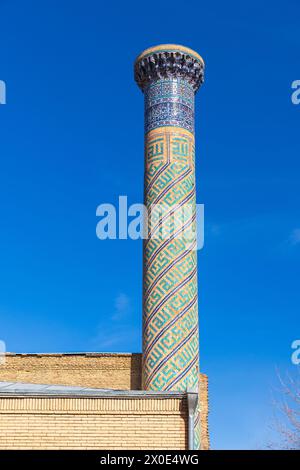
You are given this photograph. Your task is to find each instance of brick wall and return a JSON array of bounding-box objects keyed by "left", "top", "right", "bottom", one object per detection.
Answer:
[
  {"left": 0, "top": 353, "right": 141, "bottom": 390},
  {"left": 0, "top": 396, "right": 187, "bottom": 450},
  {"left": 199, "top": 373, "right": 209, "bottom": 450}
]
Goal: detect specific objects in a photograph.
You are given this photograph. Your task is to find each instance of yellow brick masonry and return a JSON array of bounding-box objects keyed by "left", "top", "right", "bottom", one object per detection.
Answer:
[
  {"left": 0, "top": 353, "right": 141, "bottom": 390},
  {"left": 0, "top": 353, "right": 141, "bottom": 389},
  {"left": 0, "top": 396, "right": 187, "bottom": 450}
]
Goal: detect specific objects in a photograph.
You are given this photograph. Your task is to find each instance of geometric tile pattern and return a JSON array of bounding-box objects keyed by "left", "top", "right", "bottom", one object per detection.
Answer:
[
  {"left": 143, "top": 124, "right": 200, "bottom": 448},
  {"left": 143, "top": 125, "right": 199, "bottom": 395}
]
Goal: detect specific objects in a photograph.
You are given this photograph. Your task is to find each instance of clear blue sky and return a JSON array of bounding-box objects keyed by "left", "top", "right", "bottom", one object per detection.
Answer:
[{"left": 0, "top": 0, "right": 299, "bottom": 449}]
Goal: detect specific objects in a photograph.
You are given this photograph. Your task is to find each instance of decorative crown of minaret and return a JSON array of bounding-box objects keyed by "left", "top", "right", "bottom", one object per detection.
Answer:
[{"left": 134, "top": 44, "right": 205, "bottom": 92}]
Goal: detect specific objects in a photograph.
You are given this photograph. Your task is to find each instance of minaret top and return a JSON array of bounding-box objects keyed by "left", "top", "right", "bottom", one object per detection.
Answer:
[{"left": 134, "top": 44, "right": 205, "bottom": 93}]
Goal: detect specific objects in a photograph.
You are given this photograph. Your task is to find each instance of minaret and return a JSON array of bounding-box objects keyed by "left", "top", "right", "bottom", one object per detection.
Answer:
[{"left": 135, "top": 45, "right": 204, "bottom": 448}]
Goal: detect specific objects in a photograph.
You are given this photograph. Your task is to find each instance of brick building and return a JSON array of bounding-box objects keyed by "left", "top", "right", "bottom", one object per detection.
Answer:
[{"left": 0, "top": 353, "right": 209, "bottom": 450}]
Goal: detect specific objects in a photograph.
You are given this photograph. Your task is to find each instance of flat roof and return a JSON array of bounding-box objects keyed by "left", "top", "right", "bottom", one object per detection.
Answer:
[{"left": 0, "top": 381, "right": 185, "bottom": 399}]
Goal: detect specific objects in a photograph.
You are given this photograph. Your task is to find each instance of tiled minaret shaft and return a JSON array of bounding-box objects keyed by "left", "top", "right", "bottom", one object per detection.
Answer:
[{"left": 135, "top": 45, "right": 204, "bottom": 444}]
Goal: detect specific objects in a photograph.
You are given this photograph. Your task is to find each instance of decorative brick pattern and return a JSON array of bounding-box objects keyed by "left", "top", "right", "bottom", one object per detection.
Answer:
[{"left": 143, "top": 126, "right": 198, "bottom": 394}]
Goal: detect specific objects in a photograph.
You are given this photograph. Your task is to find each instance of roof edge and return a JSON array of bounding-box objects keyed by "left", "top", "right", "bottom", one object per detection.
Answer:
[{"left": 0, "top": 381, "right": 185, "bottom": 399}]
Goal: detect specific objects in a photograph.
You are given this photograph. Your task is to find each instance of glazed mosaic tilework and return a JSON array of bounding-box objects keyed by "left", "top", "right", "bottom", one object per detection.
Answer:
[
  {"left": 145, "top": 79, "right": 195, "bottom": 133},
  {"left": 135, "top": 45, "right": 204, "bottom": 449}
]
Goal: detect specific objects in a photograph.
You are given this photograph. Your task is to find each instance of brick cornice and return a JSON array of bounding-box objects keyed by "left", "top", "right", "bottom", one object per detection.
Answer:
[{"left": 0, "top": 396, "right": 186, "bottom": 415}]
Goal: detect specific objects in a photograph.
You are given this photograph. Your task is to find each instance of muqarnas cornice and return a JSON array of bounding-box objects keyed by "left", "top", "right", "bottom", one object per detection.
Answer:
[{"left": 134, "top": 44, "right": 205, "bottom": 93}]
